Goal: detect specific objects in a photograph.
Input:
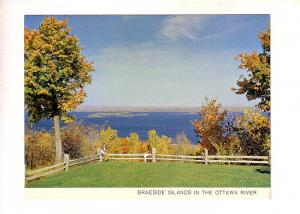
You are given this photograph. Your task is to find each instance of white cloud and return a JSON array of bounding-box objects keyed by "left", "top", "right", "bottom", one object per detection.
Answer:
[
  {"left": 157, "top": 15, "right": 247, "bottom": 41},
  {"left": 157, "top": 15, "right": 206, "bottom": 41}
]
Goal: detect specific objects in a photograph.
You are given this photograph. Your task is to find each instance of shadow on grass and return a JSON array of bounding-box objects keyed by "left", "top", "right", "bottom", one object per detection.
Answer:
[{"left": 256, "top": 168, "right": 271, "bottom": 174}]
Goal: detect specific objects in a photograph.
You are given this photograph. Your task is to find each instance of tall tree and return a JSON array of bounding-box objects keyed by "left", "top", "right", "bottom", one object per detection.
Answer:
[
  {"left": 232, "top": 27, "right": 270, "bottom": 111},
  {"left": 192, "top": 98, "right": 227, "bottom": 154},
  {"left": 25, "top": 17, "right": 94, "bottom": 162}
]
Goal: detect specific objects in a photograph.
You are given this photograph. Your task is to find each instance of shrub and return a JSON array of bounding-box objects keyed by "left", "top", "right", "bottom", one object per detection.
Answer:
[
  {"left": 146, "top": 130, "right": 173, "bottom": 155},
  {"left": 25, "top": 131, "right": 55, "bottom": 169},
  {"left": 234, "top": 109, "right": 270, "bottom": 155},
  {"left": 99, "top": 131, "right": 147, "bottom": 155},
  {"left": 99, "top": 127, "right": 120, "bottom": 153},
  {"left": 61, "top": 123, "right": 84, "bottom": 159},
  {"left": 127, "top": 132, "right": 147, "bottom": 153},
  {"left": 80, "top": 125, "right": 102, "bottom": 156},
  {"left": 173, "top": 133, "right": 199, "bottom": 156},
  {"left": 117, "top": 138, "right": 130, "bottom": 154}
]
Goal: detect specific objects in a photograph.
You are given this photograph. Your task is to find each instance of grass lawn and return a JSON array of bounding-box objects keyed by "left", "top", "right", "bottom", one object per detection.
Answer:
[{"left": 26, "top": 162, "right": 270, "bottom": 188}]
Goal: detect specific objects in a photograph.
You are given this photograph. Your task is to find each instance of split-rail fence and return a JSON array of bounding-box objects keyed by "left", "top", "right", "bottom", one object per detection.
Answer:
[{"left": 25, "top": 148, "right": 270, "bottom": 182}]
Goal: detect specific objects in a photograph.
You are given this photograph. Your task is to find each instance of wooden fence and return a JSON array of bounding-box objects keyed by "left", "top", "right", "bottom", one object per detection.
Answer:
[
  {"left": 25, "top": 148, "right": 270, "bottom": 182},
  {"left": 110, "top": 148, "right": 270, "bottom": 165},
  {"left": 25, "top": 154, "right": 100, "bottom": 182}
]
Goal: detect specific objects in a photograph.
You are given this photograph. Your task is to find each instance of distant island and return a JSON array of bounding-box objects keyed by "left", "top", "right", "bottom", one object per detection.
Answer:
[
  {"left": 76, "top": 105, "right": 254, "bottom": 113},
  {"left": 88, "top": 112, "right": 149, "bottom": 118}
]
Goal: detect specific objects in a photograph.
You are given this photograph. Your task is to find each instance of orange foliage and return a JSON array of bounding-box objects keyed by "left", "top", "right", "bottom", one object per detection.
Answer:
[
  {"left": 25, "top": 131, "right": 55, "bottom": 169},
  {"left": 193, "top": 98, "right": 227, "bottom": 154}
]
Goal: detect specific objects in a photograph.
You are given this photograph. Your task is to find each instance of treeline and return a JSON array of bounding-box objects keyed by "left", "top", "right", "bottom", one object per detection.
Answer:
[{"left": 25, "top": 125, "right": 200, "bottom": 169}]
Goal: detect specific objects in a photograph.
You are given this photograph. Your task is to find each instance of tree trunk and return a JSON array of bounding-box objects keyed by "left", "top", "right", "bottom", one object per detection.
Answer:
[{"left": 54, "top": 115, "right": 62, "bottom": 162}]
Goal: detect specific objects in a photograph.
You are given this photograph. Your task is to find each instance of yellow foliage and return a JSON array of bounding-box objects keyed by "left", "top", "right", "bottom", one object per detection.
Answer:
[
  {"left": 25, "top": 17, "right": 94, "bottom": 123},
  {"left": 146, "top": 130, "right": 172, "bottom": 155},
  {"left": 233, "top": 27, "right": 270, "bottom": 111},
  {"left": 127, "top": 132, "right": 147, "bottom": 153},
  {"left": 237, "top": 109, "right": 269, "bottom": 132},
  {"left": 193, "top": 98, "right": 227, "bottom": 154},
  {"left": 25, "top": 131, "right": 55, "bottom": 169},
  {"left": 236, "top": 109, "right": 270, "bottom": 155}
]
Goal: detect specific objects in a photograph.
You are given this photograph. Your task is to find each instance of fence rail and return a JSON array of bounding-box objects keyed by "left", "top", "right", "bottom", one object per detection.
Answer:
[
  {"left": 109, "top": 154, "right": 145, "bottom": 157},
  {"left": 25, "top": 162, "right": 65, "bottom": 182},
  {"left": 208, "top": 155, "right": 268, "bottom": 160},
  {"left": 25, "top": 148, "right": 270, "bottom": 182},
  {"left": 25, "top": 154, "right": 99, "bottom": 182},
  {"left": 69, "top": 155, "right": 99, "bottom": 166},
  {"left": 156, "top": 154, "right": 204, "bottom": 159}
]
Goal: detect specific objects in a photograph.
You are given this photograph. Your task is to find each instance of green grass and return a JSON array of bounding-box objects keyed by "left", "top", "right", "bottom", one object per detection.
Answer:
[{"left": 26, "top": 162, "right": 270, "bottom": 188}]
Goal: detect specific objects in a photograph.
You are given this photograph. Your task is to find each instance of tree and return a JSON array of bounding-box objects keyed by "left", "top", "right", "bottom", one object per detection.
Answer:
[
  {"left": 146, "top": 130, "right": 172, "bottom": 155},
  {"left": 99, "top": 127, "right": 119, "bottom": 153},
  {"left": 231, "top": 26, "right": 271, "bottom": 155},
  {"left": 192, "top": 98, "right": 228, "bottom": 154},
  {"left": 173, "top": 133, "right": 198, "bottom": 156},
  {"left": 24, "top": 17, "right": 94, "bottom": 162},
  {"left": 232, "top": 27, "right": 270, "bottom": 111},
  {"left": 234, "top": 109, "right": 270, "bottom": 155},
  {"left": 127, "top": 133, "right": 145, "bottom": 153}
]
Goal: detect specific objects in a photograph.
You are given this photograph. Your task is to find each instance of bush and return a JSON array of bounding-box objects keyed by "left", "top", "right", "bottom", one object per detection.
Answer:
[
  {"left": 80, "top": 125, "right": 102, "bottom": 156},
  {"left": 25, "top": 131, "right": 55, "bottom": 169},
  {"left": 173, "top": 133, "right": 199, "bottom": 156},
  {"left": 127, "top": 132, "right": 147, "bottom": 154},
  {"left": 234, "top": 109, "right": 270, "bottom": 155},
  {"left": 101, "top": 131, "right": 148, "bottom": 154},
  {"left": 147, "top": 130, "right": 173, "bottom": 155},
  {"left": 61, "top": 122, "right": 109, "bottom": 158},
  {"left": 99, "top": 127, "right": 120, "bottom": 153},
  {"left": 61, "top": 123, "right": 83, "bottom": 159}
]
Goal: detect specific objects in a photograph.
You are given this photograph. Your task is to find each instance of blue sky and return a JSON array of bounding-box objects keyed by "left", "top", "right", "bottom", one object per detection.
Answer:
[{"left": 25, "top": 15, "right": 269, "bottom": 107}]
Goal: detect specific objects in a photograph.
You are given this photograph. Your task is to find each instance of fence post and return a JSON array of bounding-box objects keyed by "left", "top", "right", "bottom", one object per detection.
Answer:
[
  {"left": 204, "top": 149, "right": 208, "bottom": 165},
  {"left": 144, "top": 154, "right": 147, "bottom": 163},
  {"left": 268, "top": 150, "right": 271, "bottom": 166},
  {"left": 63, "top": 154, "right": 69, "bottom": 171},
  {"left": 152, "top": 148, "right": 156, "bottom": 162},
  {"left": 98, "top": 148, "right": 102, "bottom": 162}
]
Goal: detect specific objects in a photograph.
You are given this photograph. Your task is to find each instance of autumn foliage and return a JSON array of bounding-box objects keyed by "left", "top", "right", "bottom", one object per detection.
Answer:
[
  {"left": 24, "top": 17, "right": 94, "bottom": 123},
  {"left": 25, "top": 131, "right": 55, "bottom": 169},
  {"left": 234, "top": 109, "right": 270, "bottom": 156},
  {"left": 147, "top": 130, "right": 173, "bottom": 155},
  {"left": 25, "top": 17, "right": 94, "bottom": 162},
  {"left": 25, "top": 123, "right": 201, "bottom": 169},
  {"left": 192, "top": 98, "right": 228, "bottom": 154},
  {"left": 192, "top": 98, "right": 270, "bottom": 156},
  {"left": 233, "top": 27, "right": 270, "bottom": 111},
  {"left": 61, "top": 123, "right": 84, "bottom": 159},
  {"left": 230, "top": 26, "right": 271, "bottom": 155}
]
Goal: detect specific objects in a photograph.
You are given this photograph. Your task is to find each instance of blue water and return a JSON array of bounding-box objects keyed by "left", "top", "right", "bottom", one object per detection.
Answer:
[{"left": 25, "top": 112, "right": 243, "bottom": 144}]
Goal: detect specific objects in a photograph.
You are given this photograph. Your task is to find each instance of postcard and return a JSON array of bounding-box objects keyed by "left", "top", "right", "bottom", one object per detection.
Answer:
[{"left": 23, "top": 14, "right": 271, "bottom": 199}]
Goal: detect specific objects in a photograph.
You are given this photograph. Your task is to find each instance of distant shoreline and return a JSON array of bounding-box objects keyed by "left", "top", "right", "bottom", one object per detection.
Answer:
[
  {"left": 88, "top": 112, "right": 149, "bottom": 118},
  {"left": 75, "top": 106, "right": 254, "bottom": 113}
]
